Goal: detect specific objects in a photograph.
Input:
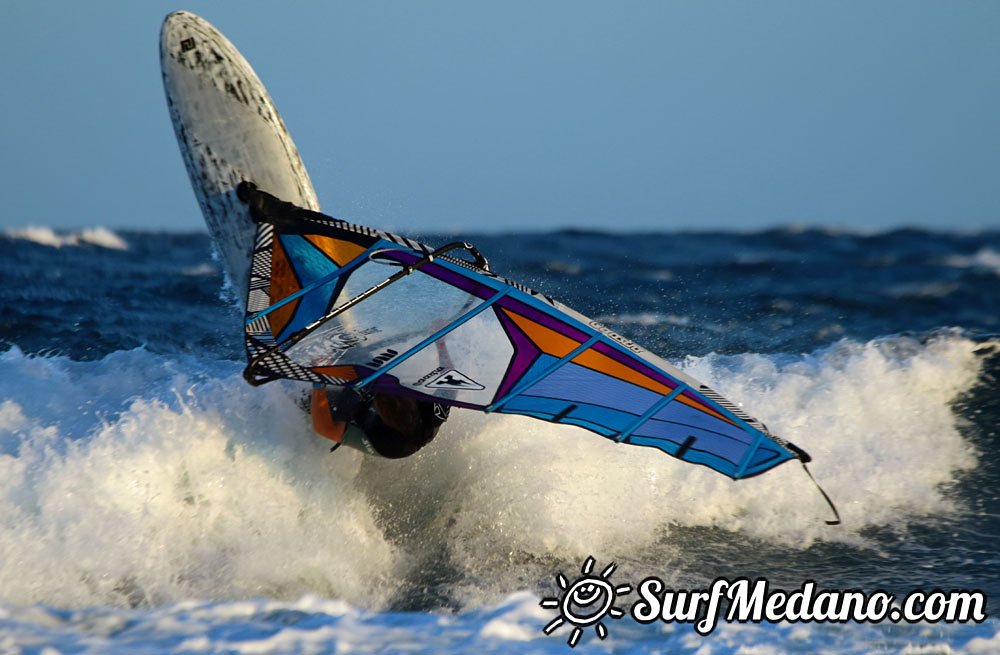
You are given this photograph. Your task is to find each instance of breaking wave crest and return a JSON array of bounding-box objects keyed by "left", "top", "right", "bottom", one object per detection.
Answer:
[
  {"left": 4, "top": 226, "right": 128, "bottom": 250},
  {"left": 0, "top": 330, "right": 990, "bottom": 610}
]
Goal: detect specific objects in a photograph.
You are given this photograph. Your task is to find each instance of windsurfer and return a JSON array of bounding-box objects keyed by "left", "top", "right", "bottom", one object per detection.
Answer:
[{"left": 310, "top": 384, "right": 449, "bottom": 458}]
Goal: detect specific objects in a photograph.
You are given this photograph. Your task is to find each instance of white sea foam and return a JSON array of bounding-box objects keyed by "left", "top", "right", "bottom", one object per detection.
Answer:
[
  {"left": 0, "top": 347, "right": 396, "bottom": 609},
  {"left": 886, "top": 281, "right": 960, "bottom": 299},
  {"left": 543, "top": 260, "right": 582, "bottom": 275},
  {"left": 647, "top": 269, "right": 674, "bottom": 282},
  {"left": 944, "top": 248, "right": 1000, "bottom": 274},
  {"left": 384, "top": 332, "right": 985, "bottom": 599},
  {"left": 0, "top": 591, "right": 995, "bottom": 654},
  {"left": 4, "top": 226, "right": 128, "bottom": 250},
  {"left": 181, "top": 263, "right": 219, "bottom": 276},
  {"left": 0, "top": 331, "right": 989, "bottom": 611},
  {"left": 596, "top": 311, "right": 692, "bottom": 327}
]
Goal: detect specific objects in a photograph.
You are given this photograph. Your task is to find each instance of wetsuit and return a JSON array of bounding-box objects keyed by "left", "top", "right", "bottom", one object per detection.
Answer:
[{"left": 311, "top": 385, "right": 449, "bottom": 458}]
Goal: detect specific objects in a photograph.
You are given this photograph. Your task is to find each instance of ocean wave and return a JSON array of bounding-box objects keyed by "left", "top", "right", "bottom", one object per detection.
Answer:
[
  {"left": 944, "top": 247, "right": 1000, "bottom": 274},
  {"left": 3, "top": 226, "right": 128, "bottom": 250},
  {"left": 0, "top": 331, "right": 992, "bottom": 611},
  {"left": 885, "top": 281, "right": 961, "bottom": 299},
  {"left": 0, "top": 591, "right": 995, "bottom": 654},
  {"left": 595, "top": 311, "right": 694, "bottom": 327},
  {"left": 180, "top": 263, "right": 220, "bottom": 277}
]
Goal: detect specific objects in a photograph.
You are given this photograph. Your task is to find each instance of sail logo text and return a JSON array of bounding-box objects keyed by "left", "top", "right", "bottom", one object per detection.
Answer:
[
  {"left": 364, "top": 349, "right": 398, "bottom": 369},
  {"left": 587, "top": 321, "right": 644, "bottom": 354},
  {"left": 539, "top": 560, "right": 988, "bottom": 648},
  {"left": 414, "top": 367, "right": 447, "bottom": 386}
]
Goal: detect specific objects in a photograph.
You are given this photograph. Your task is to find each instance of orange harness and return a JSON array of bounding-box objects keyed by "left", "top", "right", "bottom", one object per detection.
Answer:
[{"left": 311, "top": 386, "right": 346, "bottom": 443}]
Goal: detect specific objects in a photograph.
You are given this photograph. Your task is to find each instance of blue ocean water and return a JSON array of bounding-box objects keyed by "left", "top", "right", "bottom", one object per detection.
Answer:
[{"left": 1, "top": 225, "right": 998, "bottom": 654}]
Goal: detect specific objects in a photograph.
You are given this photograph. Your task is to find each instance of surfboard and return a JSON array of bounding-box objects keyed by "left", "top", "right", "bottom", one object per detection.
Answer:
[{"left": 160, "top": 11, "right": 320, "bottom": 301}]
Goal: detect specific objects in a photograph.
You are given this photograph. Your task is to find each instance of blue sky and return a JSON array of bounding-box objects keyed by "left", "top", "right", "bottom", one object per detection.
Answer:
[{"left": 2, "top": 1, "right": 998, "bottom": 233}]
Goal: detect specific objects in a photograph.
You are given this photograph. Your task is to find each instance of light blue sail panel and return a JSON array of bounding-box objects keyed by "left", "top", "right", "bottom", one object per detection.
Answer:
[
  {"left": 515, "top": 360, "right": 664, "bottom": 415},
  {"left": 625, "top": 398, "right": 790, "bottom": 477},
  {"left": 650, "top": 400, "right": 754, "bottom": 446},
  {"left": 499, "top": 395, "right": 635, "bottom": 437}
]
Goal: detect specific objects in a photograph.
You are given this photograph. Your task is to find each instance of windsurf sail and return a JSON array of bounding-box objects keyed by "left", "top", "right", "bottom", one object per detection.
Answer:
[{"left": 238, "top": 183, "right": 816, "bottom": 483}]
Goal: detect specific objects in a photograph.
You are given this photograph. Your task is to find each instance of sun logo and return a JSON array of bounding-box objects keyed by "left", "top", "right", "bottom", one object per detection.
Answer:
[{"left": 540, "top": 556, "right": 632, "bottom": 648}]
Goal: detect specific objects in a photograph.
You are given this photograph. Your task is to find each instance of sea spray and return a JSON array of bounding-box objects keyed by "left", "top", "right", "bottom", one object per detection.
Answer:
[
  {"left": 0, "top": 349, "right": 396, "bottom": 609},
  {"left": 0, "top": 331, "right": 989, "bottom": 611}
]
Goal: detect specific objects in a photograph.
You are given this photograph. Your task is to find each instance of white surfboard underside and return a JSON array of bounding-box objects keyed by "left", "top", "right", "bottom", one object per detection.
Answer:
[{"left": 160, "top": 11, "right": 320, "bottom": 301}]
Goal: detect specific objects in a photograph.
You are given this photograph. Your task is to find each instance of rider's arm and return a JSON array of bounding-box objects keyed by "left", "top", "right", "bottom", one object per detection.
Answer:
[{"left": 311, "top": 386, "right": 346, "bottom": 443}]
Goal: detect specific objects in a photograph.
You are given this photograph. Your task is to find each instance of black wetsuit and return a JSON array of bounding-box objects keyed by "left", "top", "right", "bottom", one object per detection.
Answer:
[
  {"left": 325, "top": 387, "right": 449, "bottom": 459},
  {"left": 354, "top": 396, "right": 449, "bottom": 458}
]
